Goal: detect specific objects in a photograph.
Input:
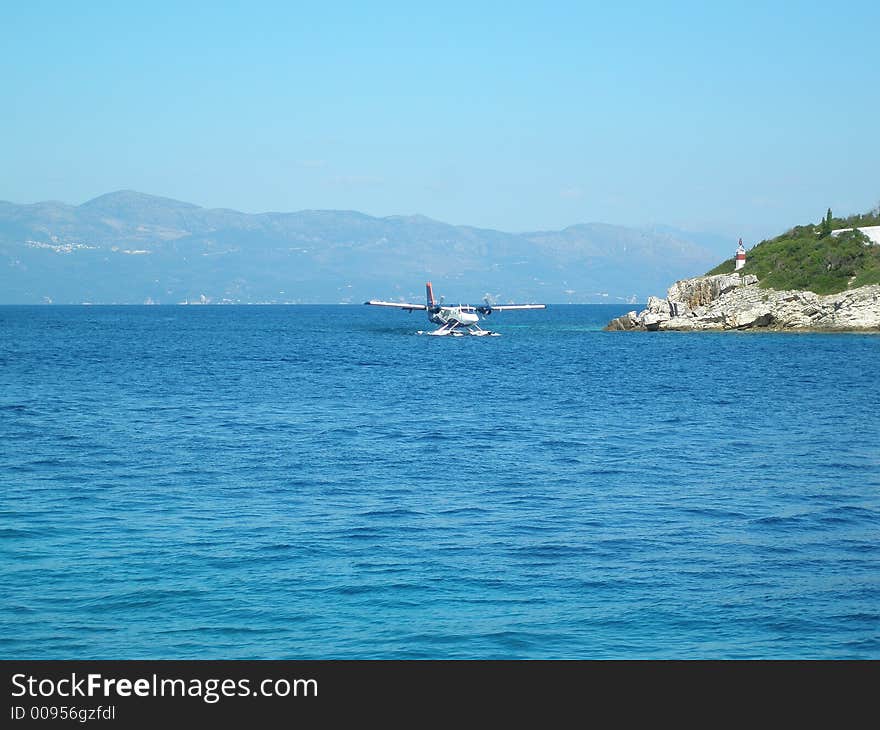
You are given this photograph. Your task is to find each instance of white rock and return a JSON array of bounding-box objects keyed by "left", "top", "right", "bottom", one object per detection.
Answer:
[
  {"left": 620, "top": 273, "right": 880, "bottom": 331},
  {"left": 724, "top": 307, "right": 774, "bottom": 329},
  {"left": 645, "top": 296, "right": 671, "bottom": 315},
  {"left": 667, "top": 273, "right": 744, "bottom": 310}
]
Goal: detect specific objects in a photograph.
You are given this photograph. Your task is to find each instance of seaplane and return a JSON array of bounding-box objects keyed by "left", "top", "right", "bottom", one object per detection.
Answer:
[{"left": 365, "top": 282, "right": 546, "bottom": 336}]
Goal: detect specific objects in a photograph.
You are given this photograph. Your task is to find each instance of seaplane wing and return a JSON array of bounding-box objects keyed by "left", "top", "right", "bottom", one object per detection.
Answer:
[
  {"left": 365, "top": 300, "right": 427, "bottom": 311},
  {"left": 475, "top": 303, "right": 547, "bottom": 312}
]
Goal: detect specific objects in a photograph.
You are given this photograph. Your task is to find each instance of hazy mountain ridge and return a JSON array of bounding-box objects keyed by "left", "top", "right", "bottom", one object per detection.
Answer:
[{"left": 0, "top": 190, "right": 722, "bottom": 304}]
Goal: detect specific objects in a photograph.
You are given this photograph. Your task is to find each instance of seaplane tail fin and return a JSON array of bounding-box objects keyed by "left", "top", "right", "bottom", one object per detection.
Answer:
[{"left": 426, "top": 282, "right": 436, "bottom": 308}]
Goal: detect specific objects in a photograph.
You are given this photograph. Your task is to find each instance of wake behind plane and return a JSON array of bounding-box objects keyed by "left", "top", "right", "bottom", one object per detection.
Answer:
[{"left": 366, "top": 282, "right": 546, "bottom": 336}]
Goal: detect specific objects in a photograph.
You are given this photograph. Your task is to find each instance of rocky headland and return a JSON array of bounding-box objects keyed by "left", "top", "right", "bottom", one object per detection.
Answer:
[
  {"left": 606, "top": 207, "right": 880, "bottom": 332},
  {"left": 605, "top": 273, "right": 880, "bottom": 332}
]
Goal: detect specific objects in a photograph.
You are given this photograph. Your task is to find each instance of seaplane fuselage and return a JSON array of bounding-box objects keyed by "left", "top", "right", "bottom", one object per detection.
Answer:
[{"left": 430, "top": 306, "right": 479, "bottom": 327}]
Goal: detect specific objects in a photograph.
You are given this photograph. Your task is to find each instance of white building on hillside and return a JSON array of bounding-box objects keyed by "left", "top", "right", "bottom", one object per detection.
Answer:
[{"left": 831, "top": 225, "right": 880, "bottom": 245}]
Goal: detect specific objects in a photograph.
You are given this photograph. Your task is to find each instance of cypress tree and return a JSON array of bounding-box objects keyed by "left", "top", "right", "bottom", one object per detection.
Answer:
[{"left": 820, "top": 208, "right": 832, "bottom": 237}]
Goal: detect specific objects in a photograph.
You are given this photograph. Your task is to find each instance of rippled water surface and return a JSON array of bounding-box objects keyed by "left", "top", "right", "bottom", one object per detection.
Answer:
[{"left": 1, "top": 305, "right": 878, "bottom": 658}]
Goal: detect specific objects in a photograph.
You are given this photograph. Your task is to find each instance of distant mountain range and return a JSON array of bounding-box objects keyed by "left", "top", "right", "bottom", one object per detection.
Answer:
[{"left": 0, "top": 190, "right": 726, "bottom": 304}]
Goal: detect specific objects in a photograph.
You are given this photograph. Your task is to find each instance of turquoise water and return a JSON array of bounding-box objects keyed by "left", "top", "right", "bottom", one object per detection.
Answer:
[{"left": 1, "top": 305, "right": 878, "bottom": 658}]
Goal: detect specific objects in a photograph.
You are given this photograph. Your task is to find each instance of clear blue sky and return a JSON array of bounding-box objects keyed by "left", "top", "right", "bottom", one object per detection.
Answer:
[{"left": 2, "top": 1, "right": 878, "bottom": 240}]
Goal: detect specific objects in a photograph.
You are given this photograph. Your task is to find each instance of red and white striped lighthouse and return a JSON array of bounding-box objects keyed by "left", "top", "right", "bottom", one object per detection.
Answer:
[{"left": 735, "top": 238, "right": 746, "bottom": 270}]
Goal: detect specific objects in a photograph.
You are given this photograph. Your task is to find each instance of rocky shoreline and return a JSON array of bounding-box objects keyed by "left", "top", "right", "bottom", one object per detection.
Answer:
[{"left": 605, "top": 273, "right": 880, "bottom": 332}]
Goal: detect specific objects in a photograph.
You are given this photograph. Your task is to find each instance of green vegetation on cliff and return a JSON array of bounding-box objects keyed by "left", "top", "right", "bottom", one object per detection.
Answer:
[{"left": 707, "top": 207, "right": 880, "bottom": 294}]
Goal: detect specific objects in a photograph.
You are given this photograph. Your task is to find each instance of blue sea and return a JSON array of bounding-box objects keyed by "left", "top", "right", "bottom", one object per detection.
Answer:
[{"left": 1, "top": 304, "right": 878, "bottom": 659}]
